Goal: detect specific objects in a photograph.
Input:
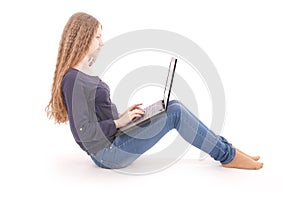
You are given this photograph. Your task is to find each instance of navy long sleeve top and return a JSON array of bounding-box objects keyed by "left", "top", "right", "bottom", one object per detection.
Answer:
[{"left": 62, "top": 68, "right": 119, "bottom": 155}]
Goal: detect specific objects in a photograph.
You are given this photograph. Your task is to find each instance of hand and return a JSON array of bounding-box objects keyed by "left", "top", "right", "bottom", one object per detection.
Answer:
[
  {"left": 119, "top": 103, "right": 144, "bottom": 118},
  {"left": 115, "top": 103, "right": 145, "bottom": 128}
]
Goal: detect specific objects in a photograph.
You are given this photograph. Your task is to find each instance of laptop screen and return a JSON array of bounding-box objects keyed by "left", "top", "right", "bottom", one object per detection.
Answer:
[{"left": 163, "top": 57, "right": 177, "bottom": 109}]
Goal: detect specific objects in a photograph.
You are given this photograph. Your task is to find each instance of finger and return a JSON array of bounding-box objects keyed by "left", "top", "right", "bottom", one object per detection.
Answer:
[
  {"left": 134, "top": 107, "right": 145, "bottom": 113},
  {"left": 128, "top": 112, "right": 142, "bottom": 121},
  {"left": 128, "top": 109, "right": 144, "bottom": 119},
  {"left": 129, "top": 103, "right": 143, "bottom": 111},
  {"left": 131, "top": 114, "right": 143, "bottom": 121},
  {"left": 133, "top": 108, "right": 145, "bottom": 115}
]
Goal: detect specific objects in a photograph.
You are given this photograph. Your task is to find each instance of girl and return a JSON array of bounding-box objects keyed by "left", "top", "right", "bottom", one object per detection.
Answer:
[{"left": 46, "top": 12, "right": 263, "bottom": 170}]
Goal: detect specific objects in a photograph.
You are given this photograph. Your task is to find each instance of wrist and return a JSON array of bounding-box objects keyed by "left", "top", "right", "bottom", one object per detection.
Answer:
[{"left": 114, "top": 120, "right": 119, "bottom": 129}]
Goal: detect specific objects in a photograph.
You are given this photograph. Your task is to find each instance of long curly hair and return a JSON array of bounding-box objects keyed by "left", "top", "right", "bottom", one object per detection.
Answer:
[{"left": 46, "top": 12, "right": 100, "bottom": 123}]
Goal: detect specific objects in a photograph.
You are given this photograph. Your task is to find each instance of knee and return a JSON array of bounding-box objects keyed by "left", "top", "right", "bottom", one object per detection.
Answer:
[
  {"left": 168, "top": 100, "right": 184, "bottom": 112},
  {"left": 169, "top": 100, "right": 181, "bottom": 105},
  {"left": 167, "top": 100, "right": 185, "bottom": 120},
  {"left": 166, "top": 100, "right": 186, "bottom": 129}
]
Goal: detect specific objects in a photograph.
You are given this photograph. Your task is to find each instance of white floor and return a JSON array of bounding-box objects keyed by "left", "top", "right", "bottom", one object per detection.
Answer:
[{"left": 1, "top": 123, "right": 295, "bottom": 201}]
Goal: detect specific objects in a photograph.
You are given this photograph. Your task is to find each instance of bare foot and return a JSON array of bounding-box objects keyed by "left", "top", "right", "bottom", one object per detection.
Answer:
[
  {"left": 222, "top": 150, "right": 263, "bottom": 170},
  {"left": 250, "top": 155, "right": 260, "bottom": 161},
  {"left": 234, "top": 147, "right": 260, "bottom": 161}
]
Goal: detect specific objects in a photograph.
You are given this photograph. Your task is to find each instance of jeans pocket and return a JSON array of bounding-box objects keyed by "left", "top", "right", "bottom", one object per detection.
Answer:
[
  {"left": 95, "top": 145, "right": 127, "bottom": 169},
  {"left": 91, "top": 154, "right": 109, "bottom": 169}
]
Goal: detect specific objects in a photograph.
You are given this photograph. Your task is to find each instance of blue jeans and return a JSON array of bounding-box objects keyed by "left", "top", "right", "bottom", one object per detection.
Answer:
[{"left": 91, "top": 100, "right": 235, "bottom": 169}]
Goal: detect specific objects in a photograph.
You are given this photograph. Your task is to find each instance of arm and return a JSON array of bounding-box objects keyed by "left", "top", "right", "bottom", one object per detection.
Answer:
[
  {"left": 114, "top": 103, "right": 145, "bottom": 128},
  {"left": 62, "top": 73, "right": 116, "bottom": 152},
  {"left": 72, "top": 83, "right": 117, "bottom": 143}
]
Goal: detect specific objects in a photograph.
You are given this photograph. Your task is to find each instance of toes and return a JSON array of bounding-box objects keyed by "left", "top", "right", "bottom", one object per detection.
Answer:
[
  {"left": 255, "top": 162, "right": 264, "bottom": 170},
  {"left": 252, "top": 156, "right": 260, "bottom": 161}
]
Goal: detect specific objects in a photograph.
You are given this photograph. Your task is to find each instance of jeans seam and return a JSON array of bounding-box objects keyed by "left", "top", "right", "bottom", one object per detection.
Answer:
[{"left": 114, "top": 117, "right": 168, "bottom": 152}]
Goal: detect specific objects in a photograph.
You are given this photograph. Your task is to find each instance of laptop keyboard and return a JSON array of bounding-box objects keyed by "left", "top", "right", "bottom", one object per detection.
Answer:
[{"left": 133, "top": 100, "right": 164, "bottom": 122}]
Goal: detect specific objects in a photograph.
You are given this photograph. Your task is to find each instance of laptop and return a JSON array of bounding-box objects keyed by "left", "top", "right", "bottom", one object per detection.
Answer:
[{"left": 117, "top": 57, "right": 178, "bottom": 134}]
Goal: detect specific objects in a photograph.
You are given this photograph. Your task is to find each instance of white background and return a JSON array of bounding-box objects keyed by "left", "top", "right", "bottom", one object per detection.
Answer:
[{"left": 0, "top": 0, "right": 299, "bottom": 200}]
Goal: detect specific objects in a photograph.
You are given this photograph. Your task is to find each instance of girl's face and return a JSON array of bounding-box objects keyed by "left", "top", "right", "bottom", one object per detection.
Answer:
[{"left": 87, "top": 26, "right": 103, "bottom": 57}]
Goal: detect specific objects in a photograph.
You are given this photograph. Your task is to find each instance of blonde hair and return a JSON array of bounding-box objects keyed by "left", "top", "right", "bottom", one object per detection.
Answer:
[{"left": 46, "top": 12, "right": 100, "bottom": 123}]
